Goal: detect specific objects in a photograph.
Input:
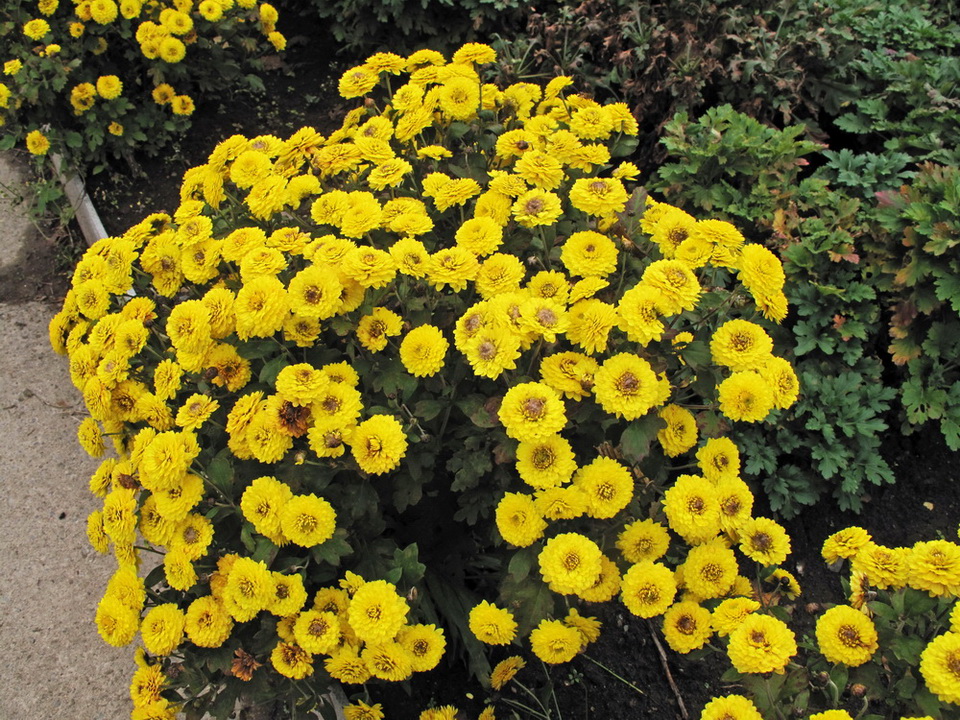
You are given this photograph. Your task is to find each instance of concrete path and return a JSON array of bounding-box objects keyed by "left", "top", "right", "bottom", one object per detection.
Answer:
[{"left": 0, "top": 153, "right": 130, "bottom": 719}]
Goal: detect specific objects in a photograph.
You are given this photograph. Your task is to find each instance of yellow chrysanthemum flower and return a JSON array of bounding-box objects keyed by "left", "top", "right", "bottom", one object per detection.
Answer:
[
  {"left": 662, "top": 474, "right": 722, "bottom": 545},
  {"left": 400, "top": 325, "right": 448, "bottom": 377},
  {"left": 657, "top": 404, "right": 699, "bottom": 457},
  {"left": 851, "top": 542, "right": 910, "bottom": 590},
  {"left": 738, "top": 517, "right": 791, "bottom": 567},
  {"left": 593, "top": 352, "right": 660, "bottom": 420},
  {"left": 758, "top": 355, "right": 800, "bottom": 410},
  {"left": 495, "top": 492, "right": 547, "bottom": 547},
  {"left": 363, "top": 641, "right": 412, "bottom": 682},
  {"left": 909, "top": 540, "right": 960, "bottom": 597},
  {"left": 397, "top": 623, "right": 446, "bottom": 672},
  {"left": 700, "top": 695, "right": 764, "bottom": 720},
  {"left": 515, "top": 434, "right": 577, "bottom": 489},
  {"left": 512, "top": 189, "right": 563, "bottom": 228},
  {"left": 141, "top": 604, "right": 185, "bottom": 656},
  {"left": 823, "top": 527, "right": 872, "bottom": 565},
  {"left": 223, "top": 556, "right": 274, "bottom": 622},
  {"left": 711, "top": 597, "right": 761, "bottom": 637},
  {"left": 662, "top": 601, "right": 713, "bottom": 654},
  {"left": 683, "top": 538, "right": 738, "bottom": 599},
  {"left": 490, "top": 656, "right": 526, "bottom": 690},
  {"left": 620, "top": 561, "right": 676, "bottom": 618},
  {"left": 710, "top": 319, "right": 774, "bottom": 372},
  {"left": 356, "top": 307, "right": 403, "bottom": 353},
  {"left": 816, "top": 604, "right": 878, "bottom": 667},
  {"left": 539, "top": 532, "right": 603, "bottom": 595},
  {"left": 280, "top": 494, "right": 336, "bottom": 548},
  {"left": 530, "top": 619, "right": 581, "bottom": 664},
  {"left": 349, "top": 414, "right": 408, "bottom": 475},
  {"left": 920, "top": 631, "right": 960, "bottom": 705},
  {"left": 696, "top": 437, "right": 742, "bottom": 483},
  {"left": 717, "top": 371, "right": 776, "bottom": 423},
  {"left": 271, "top": 641, "right": 313, "bottom": 679},
  {"left": 727, "top": 613, "right": 797, "bottom": 674},
  {"left": 184, "top": 596, "right": 233, "bottom": 648},
  {"left": 573, "top": 456, "right": 634, "bottom": 519},
  {"left": 347, "top": 579, "right": 408, "bottom": 644},
  {"left": 469, "top": 600, "right": 518, "bottom": 646},
  {"left": 498, "top": 382, "right": 567, "bottom": 442}
]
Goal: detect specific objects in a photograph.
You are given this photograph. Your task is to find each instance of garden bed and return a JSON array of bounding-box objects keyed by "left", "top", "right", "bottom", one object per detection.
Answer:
[{"left": 27, "top": 2, "right": 960, "bottom": 719}]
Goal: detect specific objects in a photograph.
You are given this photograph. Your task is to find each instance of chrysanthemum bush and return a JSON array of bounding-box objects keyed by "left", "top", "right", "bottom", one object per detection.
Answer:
[
  {"left": 1, "top": 0, "right": 283, "bottom": 204},
  {"left": 48, "top": 42, "right": 840, "bottom": 719},
  {"left": 697, "top": 526, "right": 960, "bottom": 720}
]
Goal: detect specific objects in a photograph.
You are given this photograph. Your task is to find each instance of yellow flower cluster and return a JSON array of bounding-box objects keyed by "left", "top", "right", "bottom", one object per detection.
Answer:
[
  {"left": 51, "top": 40, "right": 805, "bottom": 715},
  {"left": 3, "top": 0, "right": 280, "bottom": 157}
]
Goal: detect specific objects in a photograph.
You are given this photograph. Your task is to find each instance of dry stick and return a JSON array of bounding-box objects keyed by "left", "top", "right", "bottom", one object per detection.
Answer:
[{"left": 646, "top": 619, "right": 690, "bottom": 720}]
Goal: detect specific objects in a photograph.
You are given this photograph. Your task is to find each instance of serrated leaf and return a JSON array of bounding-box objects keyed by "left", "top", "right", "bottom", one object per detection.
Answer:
[
  {"left": 620, "top": 414, "right": 662, "bottom": 462},
  {"left": 889, "top": 634, "right": 925, "bottom": 664},
  {"left": 206, "top": 451, "right": 234, "bottom": 496},
  {"left": 934, "top": 273, "right": 960, "bottom": 312},
  {"left": 414, "top": 399, "right": 444, "bottom": 422},
  {"left": 942, "top": 417, "right": 960, "bottom": 451}
]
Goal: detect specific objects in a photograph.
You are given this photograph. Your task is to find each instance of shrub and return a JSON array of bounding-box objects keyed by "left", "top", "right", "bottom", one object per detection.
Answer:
[
  {"left": 301, "top": 0, "right": 549, "bottom": 54},
  {"left": 650, "top": 105, "right": 898, "bottom": 516},
  {"left": 490, "top": 0, "right": 843, "bottom": 168},
  {"left": 0, "top": 0, "right": 282, "bottom": 184},
  {"left": 870, "top": 164, "right": 960, "bottom": 450},
  {"left": 715, "top": 526, "right": 960, "bottom": 720},
  {"left": 51, "top": 43, "right": 807, "bottom": 718}
]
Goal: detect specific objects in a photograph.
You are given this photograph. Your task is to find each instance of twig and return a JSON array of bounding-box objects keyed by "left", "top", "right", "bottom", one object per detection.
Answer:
[{"left": 646, "top": 619, "right": 689, "bottom": 720}]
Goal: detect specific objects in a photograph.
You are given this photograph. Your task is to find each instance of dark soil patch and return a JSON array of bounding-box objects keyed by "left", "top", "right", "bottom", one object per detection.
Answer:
[
  {"left": 0, "top": 219, "right": 76, "bottom": 303},
  {"left": 86, "top": 12, "right": 349, "bottom": 237},
  {"left": 783, "top": 426, "right": 960, "bottom": 629}
]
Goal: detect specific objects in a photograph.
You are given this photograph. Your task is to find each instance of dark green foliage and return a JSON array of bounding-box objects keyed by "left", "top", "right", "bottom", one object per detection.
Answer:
[
  {"left": 300, "top": 0, "right": 548, "bottom": 53},
  {"left": 490, "top": 0, "right": 842, "bottom": 167},
  {"left": 870, "top": 164, "right": 960, "bottom": 449},
  {"left": 647, "top": 105, "right": 904, "bottom": 515}
]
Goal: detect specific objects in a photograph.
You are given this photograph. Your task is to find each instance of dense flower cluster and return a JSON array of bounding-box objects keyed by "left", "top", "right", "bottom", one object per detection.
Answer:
[
  {"left": 51, "top": 41, "right": 805, "bottom": 718},
  {"left": 2, "top": 0, "right": 282, "bottom": 171}
]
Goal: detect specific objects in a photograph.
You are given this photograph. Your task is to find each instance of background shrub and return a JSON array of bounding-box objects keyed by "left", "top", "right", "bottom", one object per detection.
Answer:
[{"left": 0, "top": 0, "right": 281, "bottom": 187}]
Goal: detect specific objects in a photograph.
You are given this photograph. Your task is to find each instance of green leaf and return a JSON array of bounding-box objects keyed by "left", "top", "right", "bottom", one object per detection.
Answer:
[
  {"left": 942, "top": 416, "right": 960, "bottom": 451},
  {"left": 206, "top": 681, "right": 241, "bottom": 719},
  {"left": 620, "top": 414, "right": 662, "bottom": 462},
  {"left": 506, "top": 545, "right": 538, "bottom": 583},
  {"left": 236, "top": 339, "right": 277, "bottom": 360},
  {"left": 0, "top": 135, "right": 16, "bottom": 151},
  {"left": 258, "top": 355, "right": 288, "bottom": 386},
  {"left": 610, "top": 133, "right": 639, "bottom": 158},
  {"left": 393, "top": 543, "right": 426, "bottom": 585},
  {"left": 311, "top": 530, "right": 353, "bottom": 567},
  {"left": 904, "top": 587, "right": 939, "bottom": 616},
  {"left": 889, "top": 633, "right": 925, "bottom": 664},
  {"left": 251, "top": 536, "right": 277, "bottom": 565},
  {"left": 894, "top": 672, "right": 918, "bottom": 700},
  {"left": 914, "top": 685, "right": 944, "bottom": 718},
  {"left": 934, "top": 273, "right": 960, "bottom": 313},
  {"left": 393, "top": 476, "right": 422, "bottom": 513},
  {"left": 414, "top": 399, "right": 444, "bottom": 422},
  {"left": 679, "top": 340, "right": 712, "bottom": 369},
  {"left": 206, "top": 451, "right": 234, "bottom": 496}
]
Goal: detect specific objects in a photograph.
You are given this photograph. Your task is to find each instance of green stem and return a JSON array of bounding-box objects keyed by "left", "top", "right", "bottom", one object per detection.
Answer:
[
  {"left": 501, "top": 696, "right": 550, "bottom": 720},
  {"left": 581, "top": 653, "right": 645, "bottom": 697}
]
